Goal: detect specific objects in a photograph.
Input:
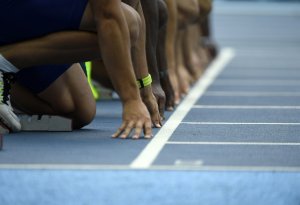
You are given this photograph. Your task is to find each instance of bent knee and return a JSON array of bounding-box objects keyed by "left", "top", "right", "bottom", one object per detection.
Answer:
[
  {"left": 72, "top": 104, "right": 96, "bottom": 129},
  {"left": 52, "top": 96, "right": 96, "bottom": 129}
]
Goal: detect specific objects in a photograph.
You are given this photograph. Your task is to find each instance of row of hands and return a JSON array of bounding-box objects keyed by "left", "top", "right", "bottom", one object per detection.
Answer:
[{"left": 112, "top": 82, "right": 173, "bottom": 140}]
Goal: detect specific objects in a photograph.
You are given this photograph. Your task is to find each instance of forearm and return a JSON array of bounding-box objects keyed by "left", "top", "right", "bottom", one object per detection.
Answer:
[
  {"left": 90, "top": 0, "right": 140, "bottom": 102},
  {"left": 129, "top": 1, "right": 149, "bottom": 80},
  {"left": 164, "top": 0, "right": 177, "bottom": 72},
  {"left": 102, "top": 22, "right": 140, "bottom": 102},
  {"left": 140, "top": 0, "right": 160, "bottom": 84}
]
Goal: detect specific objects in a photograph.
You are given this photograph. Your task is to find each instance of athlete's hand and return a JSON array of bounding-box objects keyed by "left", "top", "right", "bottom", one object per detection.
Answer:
[
  {"left": 112, "top": 99, "right": 152, "bottom": 140},
  {"left": 140, "top": 86, "right": 162, "bottom": 128},
  {"left": 151, "top": 83, "right": 166, "bottom": 119},
  {"left": 160, "top": 71, "right": 175, "bottom": 111}
]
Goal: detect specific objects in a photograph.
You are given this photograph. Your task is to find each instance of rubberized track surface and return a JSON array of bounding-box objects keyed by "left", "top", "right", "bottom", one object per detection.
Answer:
[{"left": 1, "top": 2, "right": 300, "bottom": 205}]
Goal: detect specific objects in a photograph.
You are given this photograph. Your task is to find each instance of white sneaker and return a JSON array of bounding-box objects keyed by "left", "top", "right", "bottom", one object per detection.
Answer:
[
  {"left": 18, "top": 114, "right": 72, "bottom": 131},
  {"left": 0, "top": 71, "right": 21, "bottom": 132}
]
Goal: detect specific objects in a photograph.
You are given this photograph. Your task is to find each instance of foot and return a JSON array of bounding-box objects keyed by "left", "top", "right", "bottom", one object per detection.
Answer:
[{"left": 0, "top": 71, "right": 21, "bottom": 132}]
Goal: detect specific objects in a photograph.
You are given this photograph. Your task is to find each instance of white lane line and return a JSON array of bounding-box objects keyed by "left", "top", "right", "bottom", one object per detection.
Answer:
[
  {"left": 181, "top": 122, "right": 300, "bottom": 125},
  {"left": 150, "top": 165, "right": 300, "bottom": 172},
  {"left": 214, "top": 79, "right": 300, "bottom": 86},
  {"left": 205, "top": 91, "right": 300, "bottom": 97},
  {"left": 130, "top": 48, "right": 235, "bottom": 169},
  {"left": 193, "top": 105, "right": 300, "bottom": 109},
  {"left": 214, "top": 2, "right": 300, "bottom": 16},
  {"left": 167, "top": 141, "right": 300, "bottom": 146}
]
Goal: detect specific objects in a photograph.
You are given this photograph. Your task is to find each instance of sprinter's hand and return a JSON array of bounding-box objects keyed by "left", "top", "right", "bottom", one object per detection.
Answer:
[{"left": 112, "top": 99, "right": 152, "bottom": 140}]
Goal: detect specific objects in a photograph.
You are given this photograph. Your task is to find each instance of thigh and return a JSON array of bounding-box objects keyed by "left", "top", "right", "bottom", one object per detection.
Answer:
[
  {"left": 38, "top": 63, "right": 95, "bottom": 116},
  {"left": 0, "top": 0, "right": 88, "bottom": 45},
  {"left": 11, "top": 63, "right": 96, "bottom": 128},
  {"left": 13, "top": 63, "right": 94, "bottom": 113}
]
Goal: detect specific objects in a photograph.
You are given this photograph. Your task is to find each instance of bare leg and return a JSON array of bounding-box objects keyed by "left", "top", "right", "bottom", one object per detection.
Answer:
[
  {"left": 0, "top": 31, "right": 99, "bottom": 68},
  {"left": 0, "top": 3, "right": 141, "bottom": 69},
  {"left": 0, "top": 2, "right": 155, "bottom": 138},
  {"left": 11, "top": 63, "right": 95, "bottom": 129}
]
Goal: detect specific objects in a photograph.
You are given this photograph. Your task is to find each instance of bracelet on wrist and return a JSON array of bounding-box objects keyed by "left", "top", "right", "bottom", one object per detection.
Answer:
[{"left": 137, "top": 74, "right": 152, "bottom": 89}]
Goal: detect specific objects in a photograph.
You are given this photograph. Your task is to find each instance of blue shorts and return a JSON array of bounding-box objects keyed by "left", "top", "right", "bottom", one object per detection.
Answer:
[
  {"left": 0, "top": 0, "right": 88, "bottom": 93},
  {"left": 15, "top": 63, "right": 87, "bottom": 93},
  {"left": 0, "top": 0, "right": 88, "bottom": 45}
]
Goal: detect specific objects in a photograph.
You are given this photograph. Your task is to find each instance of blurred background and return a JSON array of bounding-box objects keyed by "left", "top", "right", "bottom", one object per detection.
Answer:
[{"left": 211, "top": 0, "right": 300, "bottom": 56}]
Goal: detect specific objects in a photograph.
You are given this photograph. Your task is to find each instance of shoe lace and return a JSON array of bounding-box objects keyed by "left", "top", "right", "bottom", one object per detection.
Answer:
[{"left": 0, "top": 72, "right": 14, "bottom": 105}]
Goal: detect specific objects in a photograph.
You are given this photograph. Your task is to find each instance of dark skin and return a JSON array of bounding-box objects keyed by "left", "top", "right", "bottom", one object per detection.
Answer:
[
  {"left": 140, "top": 0, "right": 166, "bottom": 117},
  {"left": 72, "top": 0, "right": 158, "bottom": 138},
  {"left": 86, "top": 0, "right": 161, "bottom": 135},
  {"left": 1, "top": 0, "right": 155, "bottom": 139},
  {"left": 93, "top": 0, "right": 173, "bottom": 118},
  {"left": 123, "top": 0, "right": 165, "bottom": 123},
  {"left": 91, "top": 0, "right": 163, "bottom": 127},
  {"left": 140, "top": 0, "right": 175, "bottom": 116},
  {"left": 156, "top": 0, "right": 175, "bottom": 111},
  {"left": 200, "top": 15, "right": 218, "bottom": 61}
]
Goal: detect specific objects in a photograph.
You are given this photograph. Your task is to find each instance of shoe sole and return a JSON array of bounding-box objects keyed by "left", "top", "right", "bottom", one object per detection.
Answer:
[{"left": 18, "top": 115, "right": 72, "bottom": 131}]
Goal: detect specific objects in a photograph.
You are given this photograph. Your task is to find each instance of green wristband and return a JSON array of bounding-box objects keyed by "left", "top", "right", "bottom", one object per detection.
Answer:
[{"left": 137, "top": 74, "right": 152, "bottom": 89}]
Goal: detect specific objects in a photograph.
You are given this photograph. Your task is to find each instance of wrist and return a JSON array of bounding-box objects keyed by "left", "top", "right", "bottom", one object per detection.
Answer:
[{"left": 136, "top": 74, "right": 152, "bottom": 89}]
